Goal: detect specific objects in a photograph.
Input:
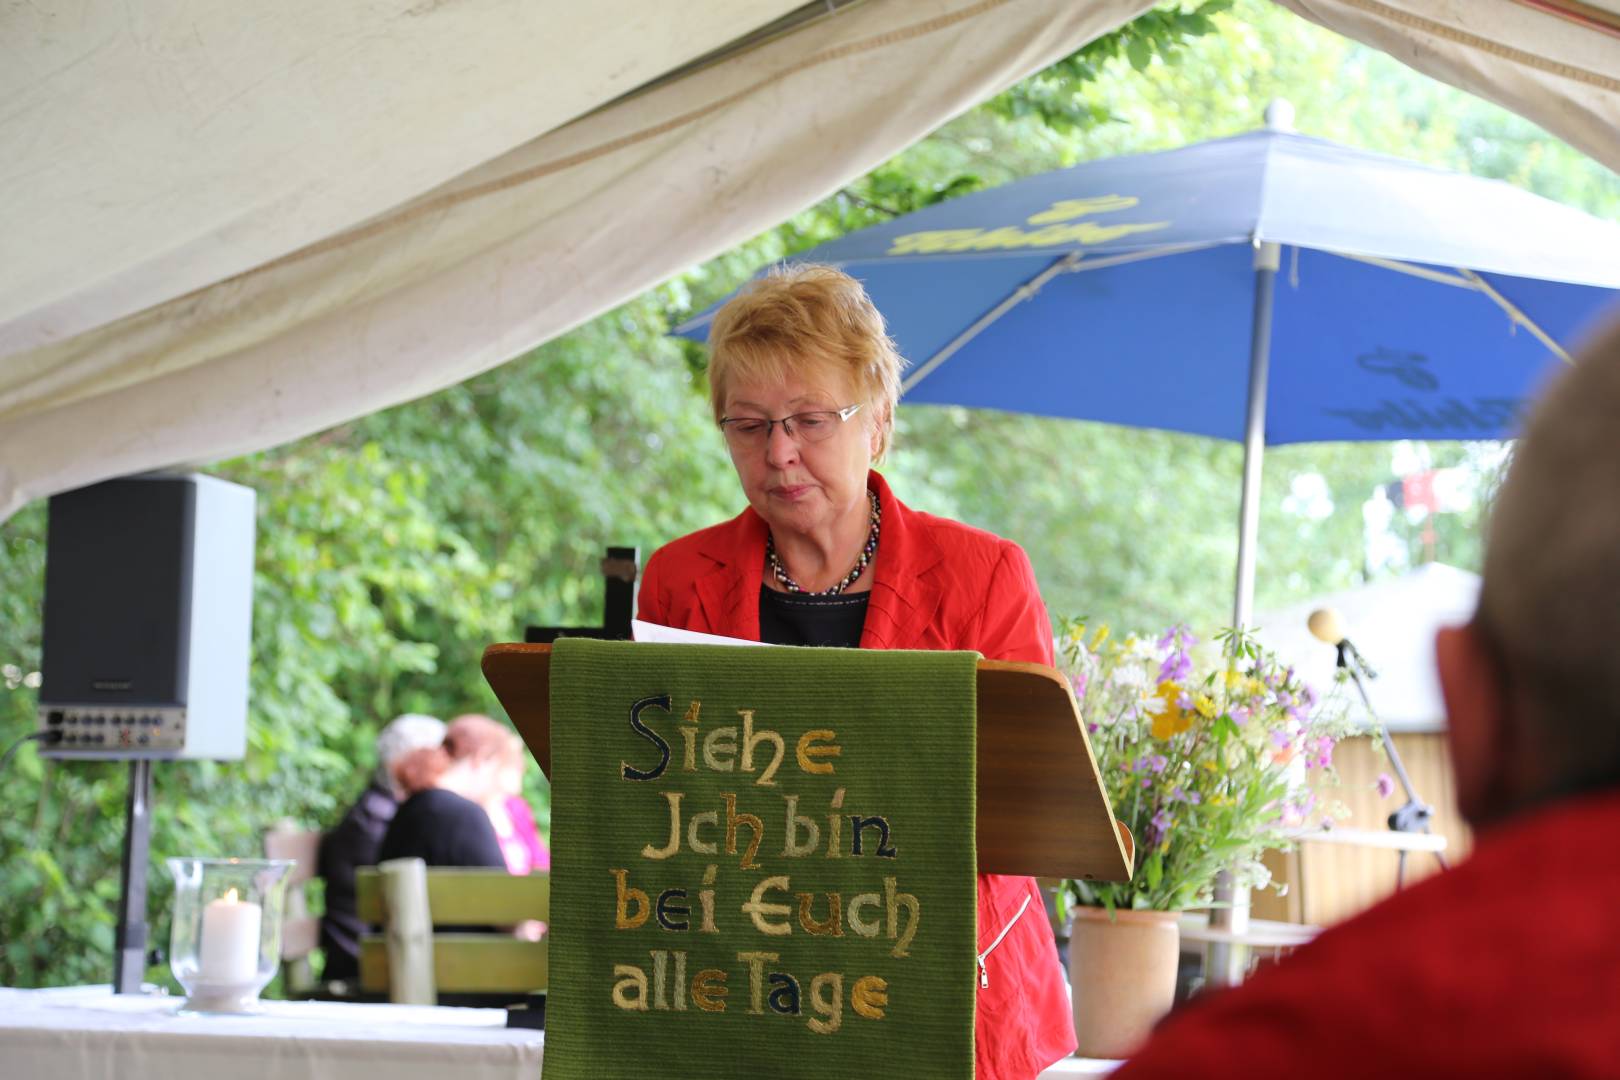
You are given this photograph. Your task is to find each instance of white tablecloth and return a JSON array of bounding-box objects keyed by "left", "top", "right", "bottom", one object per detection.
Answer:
[
  {"left": 0, "top": 986, "right": 545, "bottom": 1080},
  {"left": 0, "top": 985, "right": 1115, "bottom": 1079}
]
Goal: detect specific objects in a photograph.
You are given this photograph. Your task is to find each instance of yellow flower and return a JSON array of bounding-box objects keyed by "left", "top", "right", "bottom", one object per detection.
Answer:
[
  {"left": 1224, "top": 669, "right": 1245, "bottom": 689},
  {"left": 1066, "top": 623, "right": 1087, "bottom": 647},
  {"left": 1149, "top": 685, "right": 1193, "bottom": 740},
  {"left": 1194, "top": 693, "right": 1218, "bottom": 719},
  {"left": 1202, "top": 760, "right": 1219, "bottom": 772},
  {"left": 1091, "top": 625, "right": 1111, "bottom": 649}
]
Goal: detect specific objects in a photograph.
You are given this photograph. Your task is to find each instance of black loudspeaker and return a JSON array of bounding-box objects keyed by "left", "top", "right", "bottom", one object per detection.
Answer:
[{"left": 37, "top": 473, "right": 256, "bottom": 760}]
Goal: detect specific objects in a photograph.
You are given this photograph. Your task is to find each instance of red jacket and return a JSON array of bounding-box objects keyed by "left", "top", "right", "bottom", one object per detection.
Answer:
[
  {"left": 638, "top": 470, "right": 1078, "bottom": 1080},
  {"left": 1113, "top": 788, "right": 1620, "bottom": 1078}
]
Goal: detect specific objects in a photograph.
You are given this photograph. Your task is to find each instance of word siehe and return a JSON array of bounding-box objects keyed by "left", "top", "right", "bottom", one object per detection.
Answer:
[{"left": 621, "top": 696, "right": 842, "bottom": 787}]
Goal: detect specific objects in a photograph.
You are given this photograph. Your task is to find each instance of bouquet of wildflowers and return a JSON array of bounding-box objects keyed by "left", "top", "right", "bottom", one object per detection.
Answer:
[{"left": 1058, "top": 618, "right": 1354, "bottom": 913}]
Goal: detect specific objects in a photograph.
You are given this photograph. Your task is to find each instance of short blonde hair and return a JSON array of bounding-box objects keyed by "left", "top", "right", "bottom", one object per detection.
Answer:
[{"left": 706, "top": 264, "right": 905, "bottom": 461}]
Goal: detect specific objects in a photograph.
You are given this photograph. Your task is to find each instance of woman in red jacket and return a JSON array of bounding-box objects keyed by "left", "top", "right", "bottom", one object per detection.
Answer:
[{"left": 638, "top": 263, "right": 1077, "bottom": 1080}]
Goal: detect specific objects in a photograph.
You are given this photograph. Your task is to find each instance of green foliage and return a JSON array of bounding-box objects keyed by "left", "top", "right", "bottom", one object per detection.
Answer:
[
  {"left": 3, "top": 0, "right": 1617, "bottom": 988},
  {"left": 983, "top": 1, "right": 1234, "bottom": 133}
]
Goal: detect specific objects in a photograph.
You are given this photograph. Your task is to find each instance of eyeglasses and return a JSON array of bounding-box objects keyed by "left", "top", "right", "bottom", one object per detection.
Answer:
[{"left": 718, "top": 403, "right": 863, "bottom": 446}]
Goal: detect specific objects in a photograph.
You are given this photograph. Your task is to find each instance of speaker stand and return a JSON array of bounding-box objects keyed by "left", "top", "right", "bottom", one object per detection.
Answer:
[{"left": 113, "top": 760, "right": 153, "bottom": 994}]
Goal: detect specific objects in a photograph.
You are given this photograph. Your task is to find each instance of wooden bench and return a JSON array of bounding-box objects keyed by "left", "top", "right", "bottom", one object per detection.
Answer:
[{"left": 355, "top": 860, "right": 549, "bottom": 1005}]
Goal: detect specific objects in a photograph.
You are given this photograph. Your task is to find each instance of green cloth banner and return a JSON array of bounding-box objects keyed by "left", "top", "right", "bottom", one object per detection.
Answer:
[{"left": 543, "top": 638, "right": 979, "bottom": 1079}]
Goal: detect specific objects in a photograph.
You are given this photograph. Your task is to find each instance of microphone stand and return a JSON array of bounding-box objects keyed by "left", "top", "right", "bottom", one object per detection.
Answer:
[{"left": 1334, "top": 639, "right": 1449, "bottom": 887}]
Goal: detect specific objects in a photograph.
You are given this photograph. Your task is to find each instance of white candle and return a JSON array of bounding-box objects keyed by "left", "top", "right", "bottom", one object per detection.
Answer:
[{"left": 198, "top": 887, "right": 262, "bottom": 985}]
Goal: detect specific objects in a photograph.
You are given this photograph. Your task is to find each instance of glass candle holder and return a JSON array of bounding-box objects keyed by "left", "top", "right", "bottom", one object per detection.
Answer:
[{"left": 167, "top": 857, "right": 294, "bottom": 1013}]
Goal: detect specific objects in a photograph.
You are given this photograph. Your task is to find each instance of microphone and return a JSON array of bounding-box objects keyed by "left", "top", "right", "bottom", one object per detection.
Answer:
[
  {"left": 1307, "top": 607, "right": 1376, "bottom": 679},
  {"left": 1305, "top": 609, "right": 1445, "bottom": 879},
  {"left": 1306, "top": 608, "right": 1344, "bottom": 646}
]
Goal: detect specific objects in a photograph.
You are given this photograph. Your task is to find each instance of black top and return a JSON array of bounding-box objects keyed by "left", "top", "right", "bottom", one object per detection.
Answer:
[
  {"left": 758, "top": 585, "right": 870, "bottom": 648},
  {"left": 316, "top": 783, "right": 398, "bottom": 982},
  {"left": 377, "top": 788, "right": 507, "bottom": 870}
]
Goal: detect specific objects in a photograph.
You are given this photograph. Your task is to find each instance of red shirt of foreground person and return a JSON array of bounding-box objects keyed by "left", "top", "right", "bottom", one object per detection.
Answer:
[
  {"left": 638, "top": 263, "right": 1076, "bottom": 1080},
  {"left": 1116, "top": 317, "right": 1620, "bottom": 1079}
]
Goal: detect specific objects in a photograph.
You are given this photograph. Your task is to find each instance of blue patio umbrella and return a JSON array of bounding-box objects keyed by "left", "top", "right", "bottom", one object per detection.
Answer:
[{"left": 677, "top": 113, "right": 1620, "bottom": 625}]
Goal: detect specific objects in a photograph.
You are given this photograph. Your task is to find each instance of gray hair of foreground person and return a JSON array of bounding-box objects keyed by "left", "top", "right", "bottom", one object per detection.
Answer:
[
  {"left": 373, "top": 713, "right": 447, "bottom": 797},
  {"left": 1438, "top": 315, "right": 1620, "bottom": 830}
]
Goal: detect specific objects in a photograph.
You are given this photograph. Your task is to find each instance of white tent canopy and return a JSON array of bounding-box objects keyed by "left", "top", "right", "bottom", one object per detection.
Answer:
[{"left": 3, "top": 0, "right": 1618, "bottom": 522}]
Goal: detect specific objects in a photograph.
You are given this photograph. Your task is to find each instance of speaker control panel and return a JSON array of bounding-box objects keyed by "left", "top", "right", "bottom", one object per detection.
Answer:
[{"left": 38, "top": 706, "right": 188, "bottom": 759}]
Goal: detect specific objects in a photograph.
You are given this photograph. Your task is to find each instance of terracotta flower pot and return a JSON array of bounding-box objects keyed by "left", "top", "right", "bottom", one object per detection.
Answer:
[{"left": 1068, "top": 906, "right": 1180, "bottom": 1059}]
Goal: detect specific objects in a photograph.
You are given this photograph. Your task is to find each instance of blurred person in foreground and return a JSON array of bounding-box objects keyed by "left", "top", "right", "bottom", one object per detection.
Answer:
[
  {"left": 317, "top": 712, "right": 446, "bottom": 984},
  {"left": 637, "top": 264, "right": 1074, "bottom": 1080},
  {"left": 1115, "top": 317, "right": 1620, "bottom": 1077}
]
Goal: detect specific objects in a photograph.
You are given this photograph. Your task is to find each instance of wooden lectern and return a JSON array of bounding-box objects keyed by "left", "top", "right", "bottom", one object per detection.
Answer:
[{"left": 483, "top": 643, "right": 1133, "bottom": 882}]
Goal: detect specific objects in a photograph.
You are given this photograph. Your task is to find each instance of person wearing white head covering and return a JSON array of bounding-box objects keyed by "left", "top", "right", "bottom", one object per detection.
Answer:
[{"left": 317, "top": 713, "right": 447, "bottom": 983}]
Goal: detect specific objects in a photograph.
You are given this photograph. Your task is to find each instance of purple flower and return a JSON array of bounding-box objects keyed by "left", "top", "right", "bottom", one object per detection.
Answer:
[
  {"left": 1071, "top": 672, "right": 1090, "bottom": 697},
  {"left": 1306, "top": 735, "right": 1336, "bottom": 770},
  {"left": 1270, "top": 729, "right": 1293, "bottom": 750},
  {"left": 1087, "top": 722, "right": 1100, "bottom": 734},
  {"left": 1156, "top": 625, "right": 1198, "bottom": 651},
  {"left": 1168, "top": 786, "right": 1201, "bottom": 806},
  {"left": 1156, "top": 624, "right": 1197, "bottom": 684},
  {"left": 1301, "top": 684, "right": 1319, "bottom": 708},
  {"left": 1145, "top": 808, "right": 1173, "bottom": 846},
  {"left": 1148, "top": 754, "right": 1168, "bottom": 775},
  {"left": 1230, "top": 706, "right": 1250, "bottom": 726},
  {"left": 1277, "top": 792, "right": 1318, "bottom": 828},
  {"left": 1375, "top": 773, "right": 1396, "bottom": 799},
  {"left": 1158, "top": 652, "right": 1192, "bottom": 684}
]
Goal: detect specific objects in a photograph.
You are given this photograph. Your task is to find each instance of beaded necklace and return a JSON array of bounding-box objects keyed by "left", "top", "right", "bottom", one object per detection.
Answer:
[{"left": 766, "top": 489, "right": 881, "bottom": 595}]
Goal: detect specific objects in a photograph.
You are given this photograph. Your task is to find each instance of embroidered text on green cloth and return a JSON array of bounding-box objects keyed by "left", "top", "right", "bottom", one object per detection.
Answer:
[{"left": 542, "top": 638, "right": 979, "bottom": 1079}]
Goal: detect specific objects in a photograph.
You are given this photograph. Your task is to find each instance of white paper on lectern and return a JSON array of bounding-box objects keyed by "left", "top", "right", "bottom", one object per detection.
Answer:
[{"left": 630, "top": 619, "right": 772, "bottom": 647}]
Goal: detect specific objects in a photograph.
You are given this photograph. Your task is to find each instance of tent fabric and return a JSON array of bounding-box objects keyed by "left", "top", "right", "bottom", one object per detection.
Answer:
[
  {"left": 5, "top": 0, "right": 1620, "bottom": 524},
  {"left": 0, "top": 0, "right": 1155, "bottom": 522},
  {"left": 1273, "top": 0, "right": 1620, "bottom": 175},
  {"left": 0, "top": 0, "right": 806, "bottom": 359}
]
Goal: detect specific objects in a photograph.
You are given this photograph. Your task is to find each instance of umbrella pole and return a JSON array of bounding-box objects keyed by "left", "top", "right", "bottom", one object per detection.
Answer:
[
  {"left": 1207, "top": 240, "right": 1281, "bottom": 990},
  {"left": 1232, "top": 241, "right": 1280, "bottom": 629}
]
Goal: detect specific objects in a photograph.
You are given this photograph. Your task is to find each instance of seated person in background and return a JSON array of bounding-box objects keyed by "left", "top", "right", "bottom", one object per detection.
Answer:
[
  {"left": 1114, "top": 317, "right": 1620, "bottom": 1078},
  {"left": 378, "top": 712, "right": 510, "bottom": 870},
  {"left": 317, "top": 713, "right": 446, "bottom": 984},
  {"left": 476, "top": 722, "right": 549, "bottom": 875}
]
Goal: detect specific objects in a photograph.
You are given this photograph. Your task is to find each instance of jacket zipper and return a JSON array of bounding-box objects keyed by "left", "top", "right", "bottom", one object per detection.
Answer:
[{"left": 976, "top": 893, "right": 1032, "bottom": 989}]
